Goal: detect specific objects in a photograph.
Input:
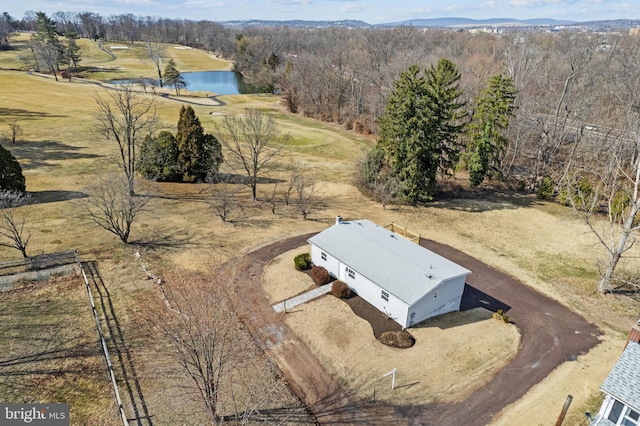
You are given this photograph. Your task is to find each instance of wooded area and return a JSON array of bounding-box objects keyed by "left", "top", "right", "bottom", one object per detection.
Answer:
[
  {"left": 2, "top": 9, "right": 639, "bottom": 290},
  {"left": 3, "top": 11, "right": 637, "bottom": 188}
]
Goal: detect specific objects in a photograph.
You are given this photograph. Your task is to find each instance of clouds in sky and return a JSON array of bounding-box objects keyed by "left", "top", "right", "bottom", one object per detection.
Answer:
[{"left": 5, "top": 0, "right": 638, "bottom": 23}]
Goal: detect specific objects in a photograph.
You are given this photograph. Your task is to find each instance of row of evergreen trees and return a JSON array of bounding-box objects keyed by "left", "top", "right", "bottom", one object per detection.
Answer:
[
  {"left": 368, "top": 58, "right": 517, "bottom": 203},
  {"left": 138, "top": 105, "right": 223, "bottom": 182}
]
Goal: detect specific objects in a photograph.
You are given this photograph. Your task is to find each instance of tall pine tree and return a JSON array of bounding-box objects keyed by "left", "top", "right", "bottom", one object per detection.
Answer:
[
  {"left": 176, "top": 105, "right": 223, "bottom": 182},
  {"left": 163, "top": 59, "right": 186, "bottom": 95},
  {"left": 466, "top": 72, "right": 517, "bottom": 187},
  {"left": 376, "top": 59, "right": 466, "bottom": 202},
  {"left": 30, "top": 12, "right": 61, "bottom": 81}
]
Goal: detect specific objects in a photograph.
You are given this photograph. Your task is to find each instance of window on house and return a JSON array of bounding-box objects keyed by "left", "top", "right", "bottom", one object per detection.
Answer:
[
  {"left": 347, "top": 268, "right": 355, "bottom": 279},
  {"left": 623, "top": 408, "right": 640, "bottom": 426},
  {"left": 608, "top": 400, "right": 639, "bottom": 425},
  {"left": 321, "top": 252, "right": 327, "bottom": 261},
  {"left": 608, "top": 400, "right": 624, "bottom": 423},
  {"left": 434, "top": 291, "right": 438, "bottom": 298},
  {"left": 381, "top": 290, "right": 389, "bottom": 301}
]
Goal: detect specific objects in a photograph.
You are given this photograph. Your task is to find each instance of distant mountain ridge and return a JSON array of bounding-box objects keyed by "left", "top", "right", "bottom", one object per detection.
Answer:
[
  {"left": 375, "top": 17, "right": 576, "bottom": 27},
  {"left": 221, "top": 19, "right": 371, "bottom": 28},
  {"left": 220, "top": 17, "right": 640, "bottom": 30}
]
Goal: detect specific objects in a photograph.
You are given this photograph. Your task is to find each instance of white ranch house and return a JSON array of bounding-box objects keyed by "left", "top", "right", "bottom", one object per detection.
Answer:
[
  {"left": 307, "top": 218, "right": 471, "bottom": 328},
  {"left": 591, "top": 322, "right": 640, "bottom": 426}
]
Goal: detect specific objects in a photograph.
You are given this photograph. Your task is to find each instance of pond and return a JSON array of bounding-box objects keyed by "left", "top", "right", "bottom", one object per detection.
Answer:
[{"left": 108, "top": 71, "right": 258, "bottom": 95}]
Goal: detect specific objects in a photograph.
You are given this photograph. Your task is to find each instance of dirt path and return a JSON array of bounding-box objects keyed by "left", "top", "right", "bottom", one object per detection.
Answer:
[{"left": 229, "top": 234, "right": 602, "bottom": 425}]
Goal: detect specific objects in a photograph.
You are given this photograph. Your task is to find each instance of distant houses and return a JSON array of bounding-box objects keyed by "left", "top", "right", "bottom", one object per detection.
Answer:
[{"left": 308, "top": 218, "right": 471, "bottom": 328}]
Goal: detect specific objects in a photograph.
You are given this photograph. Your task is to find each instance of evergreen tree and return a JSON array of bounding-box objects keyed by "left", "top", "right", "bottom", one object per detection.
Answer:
[
  {"left": 376, "top": 59, "right": 466, "bottom": 202},
  {"left": 425, "top": 58, "right": 467, "bottom": 176},
  {"left": 176, "top": 105, "right": 223, "bottom": 182},
  {"left": 163, "top": 59, "right": 187, "bottom": 95},
  {"left": 0, "top": 144, "right": 26, "bottom": 192},
  {"left": 30, "top": 12, "right": 61, "bottom": 81},
  {"left": 137, "top": 131, "right": 180, "bottom": 181},
  {"left": 466, "top": 72, "right": 517, "bottom": 187}
]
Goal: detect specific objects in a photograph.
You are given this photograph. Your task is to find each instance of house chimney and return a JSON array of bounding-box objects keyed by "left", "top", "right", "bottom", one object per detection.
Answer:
[
  {"left": 624, "top": 319, "right": 640, "bottom": 348},
  {"left": 336, "top": 216, "right": 343, "bottom": 225}
]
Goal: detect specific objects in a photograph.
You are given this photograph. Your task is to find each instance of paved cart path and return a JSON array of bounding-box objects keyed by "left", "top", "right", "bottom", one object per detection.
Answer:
[{"left": 229, "top": 233, "right": 602, "bottom": 425}]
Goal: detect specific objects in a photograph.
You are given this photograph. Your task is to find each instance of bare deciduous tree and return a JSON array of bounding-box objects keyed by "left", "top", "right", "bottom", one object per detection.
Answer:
[
  {"left": 262, "top": 182, "right": 278, "bottom": 215},
  {"left": 371, "top": 176, "right": 401, "bottom": 210},
  {"left": 144, "top": 39, "right": 165, "bottom": 87},
  {"left": 94, "top": 84, "right": 157, "bottom": 195},
  {"left": 209, "top": 178, "right": 241, "bottom": 222},
  {"left": 147, "top": 274, "right": 242, "bottom": 423},
  {"left": 0, "top": 190, "right": 31, "bottom": 258},
  {"left": 7, "top": 120, "right": 23, "bottom": 144},
  {"left": 565, "top": 132, "right": 640, "bottom": 293},
  {"left": 144, "top": 271, "right": 306, "bottom": 424},
  {"left": 81, "top": 174, "right": 149, "bottom": 244},
  {"left": 215, "top": 109, "right": 287, "bottom": 201},
  {"left": 294, "top": 175, "right": 321, "bottom": 220},
  {"left": 283, "top": 162, "right": 302, "bottom": 206}
]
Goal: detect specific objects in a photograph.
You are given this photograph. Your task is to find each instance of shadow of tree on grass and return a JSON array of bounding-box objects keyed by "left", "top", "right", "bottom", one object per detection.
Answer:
[{"left": 8, "top": 139, "right": 102, "bottom": 170}]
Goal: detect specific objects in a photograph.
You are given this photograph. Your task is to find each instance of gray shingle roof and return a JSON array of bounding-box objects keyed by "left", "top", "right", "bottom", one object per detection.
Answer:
[
  {"left": 601, "top": 342, "right": 640, "bottom": 411},
  {"left": 307, "top": 219, "right": 470, "bottom": 305}
]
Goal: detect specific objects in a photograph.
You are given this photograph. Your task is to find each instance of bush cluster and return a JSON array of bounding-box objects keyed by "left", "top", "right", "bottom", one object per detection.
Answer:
[
  {"left": 311, "top": 265, "right": 331, "bottom": 286},
  {"left": 536, "top": 176, "right": 554, "bottom": 200},
  {"left": 493, "top": 309, "right": 511, "bottom": 323},
  {"left": 331, "top": 280, "right": 351, "bottom": 299},
  {"left": 293, "top": 253, "right": 310, "bottom": 271},
  {"left": 380, "top": 330, "right": 415, "bottom": 349}
]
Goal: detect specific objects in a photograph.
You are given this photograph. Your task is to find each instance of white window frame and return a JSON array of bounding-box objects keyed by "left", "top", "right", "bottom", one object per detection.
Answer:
[
  {"left": 622, "top": 407, "right": 640, "bottom": 426},
  {"left": 607, "top": 399, "right": 639, "bottom": 426},
  {"left": 321, "top": 251, "right": 327, "bottom": 261}
]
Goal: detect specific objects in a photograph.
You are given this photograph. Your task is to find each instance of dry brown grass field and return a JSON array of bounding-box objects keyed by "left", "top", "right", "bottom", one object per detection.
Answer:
[{"left": 1, "top": 35, "right": 639, "bottom": 424}]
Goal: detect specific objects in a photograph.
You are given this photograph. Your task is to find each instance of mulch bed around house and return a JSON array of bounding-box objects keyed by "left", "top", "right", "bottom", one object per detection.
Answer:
[
  {"left": 341, "top": 294, "right": 403, "bottom": 339},
  {"left": 304, "top": 266, "right": 404, "bottom": 340}
]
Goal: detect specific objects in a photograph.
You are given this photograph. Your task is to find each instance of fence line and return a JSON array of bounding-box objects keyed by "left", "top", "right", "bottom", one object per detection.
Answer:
[
  {"left": 0, "top": 250, "right": 77, "bottom": 275},
  {"left": 74, "top": 250, "right": 129, "bottom": 426}
]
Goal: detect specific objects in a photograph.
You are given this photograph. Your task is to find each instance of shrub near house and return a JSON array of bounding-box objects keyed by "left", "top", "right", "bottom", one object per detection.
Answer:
[{"left": 311, "top": 265, "right": 331, "bottom": 286}]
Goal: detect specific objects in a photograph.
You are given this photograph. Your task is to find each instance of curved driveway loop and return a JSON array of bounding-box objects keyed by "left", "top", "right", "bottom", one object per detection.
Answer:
[
  {"left": 234, "top": 234, "right": 602, "bottom": 425},
  {"left": 412, "top": 238, "right": 602, "bottom": 425}
]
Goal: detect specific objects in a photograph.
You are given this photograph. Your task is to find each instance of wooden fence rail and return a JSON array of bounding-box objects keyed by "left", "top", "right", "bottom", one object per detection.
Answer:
[
  {"left": 74, "top": 250, "right": 129, "bottom": 426},
  {"left": 0, "top": 251, "right": 77, "bottom": 275},
  {"left": 383, "top": 223, "right": 420, "bottom": 243}
]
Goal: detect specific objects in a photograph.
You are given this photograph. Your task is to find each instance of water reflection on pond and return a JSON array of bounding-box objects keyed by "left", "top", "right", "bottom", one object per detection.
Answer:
[{"left": 108, "top": 71, "right": 258, "bottom": 95}]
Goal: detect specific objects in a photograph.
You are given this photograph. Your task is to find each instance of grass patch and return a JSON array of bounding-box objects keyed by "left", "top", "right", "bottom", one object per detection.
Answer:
[{"left": 0, "top": 274, "right": 115, "bottom": 423}]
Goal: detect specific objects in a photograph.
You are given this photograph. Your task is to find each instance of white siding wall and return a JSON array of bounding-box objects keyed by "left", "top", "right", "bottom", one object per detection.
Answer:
[
  {"left": 408, "top": 276, "right": 466, "bottom": 327},
  {"left": 341, "top": 266, "right": 409, "bottom": 327},
  {"left": 310, "top": 244, "right": 340, "bottom": 278}
]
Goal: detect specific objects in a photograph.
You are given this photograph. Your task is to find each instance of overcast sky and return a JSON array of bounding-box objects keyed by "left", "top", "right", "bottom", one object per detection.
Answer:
[{"left": 4, "top": 0, "right": 638, "bottom": 24}]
